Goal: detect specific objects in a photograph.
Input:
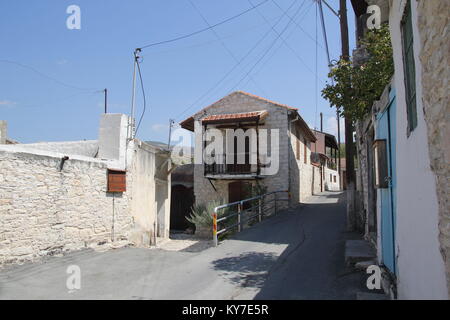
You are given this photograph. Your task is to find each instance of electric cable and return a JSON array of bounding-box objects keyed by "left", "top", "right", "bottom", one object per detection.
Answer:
[
  {"left": 0, "top": 59, "right": 98, "bottom": 91},
  {"left": 139, "top": 0, "right": 270, "bottom": 49},
  {"left": 134, "top": 57, "right": 147, "bottom": 136},
  {"left": 173, "top": 0, "right": 300, "bottom": 122}
]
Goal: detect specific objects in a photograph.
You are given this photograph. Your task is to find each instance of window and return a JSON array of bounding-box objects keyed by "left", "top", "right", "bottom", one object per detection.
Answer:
[
  {"left": 333, "top": 176, "right": 336, "bottom": 183},
  {"left": 107, "top": 169, "right": 126, "bottom": 192},
  {"left": 303, "top": 138, "right": 307, "bottom": 164},
  {"left": 401, "top": 0, "right": 417, "bottom": 133}
]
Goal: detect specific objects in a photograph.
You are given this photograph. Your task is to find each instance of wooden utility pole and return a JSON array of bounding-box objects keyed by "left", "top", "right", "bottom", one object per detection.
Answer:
[
  {"left": 339, "top": 0, "right": 356, "bottom": 230},
  {"left": 104, "top": 88, "right": 108, "bottom": 113}
]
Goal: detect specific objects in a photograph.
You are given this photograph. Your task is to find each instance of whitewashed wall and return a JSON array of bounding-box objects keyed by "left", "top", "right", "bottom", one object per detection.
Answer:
[
  {"left": 324, "top": 166, "right": 340, "bottom": 191},
  {"left": 389, "top": 0, "right": 448, "bottom": 299}
]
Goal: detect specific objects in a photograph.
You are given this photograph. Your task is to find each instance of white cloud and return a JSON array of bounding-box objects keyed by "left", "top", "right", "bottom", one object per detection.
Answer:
[
  {"left": 56, "top": 59, "right": 68, "bottom": 65},
  {"left": 0, "top": 100, "right": 16, "bottom": 107}
]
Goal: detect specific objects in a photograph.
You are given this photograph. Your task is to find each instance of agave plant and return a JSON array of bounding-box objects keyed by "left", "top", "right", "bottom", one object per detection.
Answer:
[{"left": 186, "top": 200, "right": 223, "bottom": 229}]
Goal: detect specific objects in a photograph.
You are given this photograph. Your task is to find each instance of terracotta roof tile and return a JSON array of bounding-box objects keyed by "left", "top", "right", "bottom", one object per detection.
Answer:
[{"left": 202, "top": 110, "right": 267, "bottom": 123}]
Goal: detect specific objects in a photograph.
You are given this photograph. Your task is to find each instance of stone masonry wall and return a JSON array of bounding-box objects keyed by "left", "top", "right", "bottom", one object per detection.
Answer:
[
  {"left": 417, "top": 0, "right": 450, "bottom": 295},
  {"left": 0, "top": 151, "right": 133, "bottom": 265},
  {"left": 289, "top": 126, "right": 314, "bottom": 203}
]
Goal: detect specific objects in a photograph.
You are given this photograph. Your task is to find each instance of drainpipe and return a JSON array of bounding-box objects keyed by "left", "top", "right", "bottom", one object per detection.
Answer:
[{"left": 59, "top": 156, "right": 69, "bottom": 171}]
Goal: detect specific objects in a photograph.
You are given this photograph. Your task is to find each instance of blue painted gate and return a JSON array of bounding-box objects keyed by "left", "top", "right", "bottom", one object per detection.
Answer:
[{"left": 375, "top": 86, "right": 397, "bottom": 274}]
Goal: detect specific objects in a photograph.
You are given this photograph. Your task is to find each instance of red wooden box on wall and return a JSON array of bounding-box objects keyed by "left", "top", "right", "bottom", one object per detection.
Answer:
[{"left": 107, "top": 169, "right": 126, "bottom": 192}]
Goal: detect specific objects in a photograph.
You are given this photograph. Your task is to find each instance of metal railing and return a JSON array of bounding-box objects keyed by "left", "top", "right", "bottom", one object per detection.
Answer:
[
  {"left": 212, "top": 190, "right": 290, "bottom": 246},
  {"left": 204, "top": 154, "right": 258, "bottom": 176}
]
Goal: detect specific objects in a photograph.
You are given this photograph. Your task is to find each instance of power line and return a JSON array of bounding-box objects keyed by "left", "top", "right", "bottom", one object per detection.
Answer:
[
  {"left": 245, "top": 0, "right": 319, "bottom": 82},
  {"left": 146, "top": 14, "right": 283, "bottom": 55},
  {"left": 134, "top": 57, "right": 147, "bottom": 136},
  {"left": 314, "top": 1, "right": 319, "bottom": 130},
  {"left": 228, "top": 0, "right": 307, "bottom": 92},
  {"left": 139, "top": 0, "right": 270, "bottom": 49},
  {"left": 173, "top": 0, "right": 300, "bottom": 122},
  {"left": 10, "top": 90, "right": 102, "bottom": 109},
  {"left": 240, "top": 1, "right": 315, "bottom": 87},
  {"left": 0, "top": 59, "right": 98, "bottom": 91},
  {"left": 187, "top": 0, "right": 269, "bottom": 97},
  {"left": 270, "top": 0, "right": 325, "bottom": 51}
]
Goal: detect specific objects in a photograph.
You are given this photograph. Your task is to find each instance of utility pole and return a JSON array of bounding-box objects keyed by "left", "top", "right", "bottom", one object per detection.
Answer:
[
  {"left": 337, "top": 110, "right": 341, "bottom": 189},
  {"left": 317, "top": 0, "right": 342, "bottom": 189},
  {"left": 167, "top": 119, "right": 175, "bottom": 150},
  {"left": 320, "top": 112, "right": 323, "bottom": 132},
  {"left": 130, "top": 48, "right": 141, "bottom": 139},
  {"left": 104, "top": 88, "right": 107, "bottom": 113},
  {"left": 339, "top": 0, "right": 356, "bottom": 231}
]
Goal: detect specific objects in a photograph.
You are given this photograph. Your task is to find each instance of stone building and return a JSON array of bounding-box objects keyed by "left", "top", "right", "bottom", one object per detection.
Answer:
[
  {"left": 0, "top": 114, "right": 171, "bottom": 265},
  {"left": 310, "top": 129, "right": 340, "bottom": 193},
  {"left": 416, "top": 0, "right": 450, "bottom": 298},
  {"left": 180, "top": 91, "right": 318, "bottom": 208}
]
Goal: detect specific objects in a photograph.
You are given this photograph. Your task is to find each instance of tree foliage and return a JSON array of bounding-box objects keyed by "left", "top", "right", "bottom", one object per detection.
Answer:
[{"left": 321, "top": 24, "right": 394, "bottom": 122}]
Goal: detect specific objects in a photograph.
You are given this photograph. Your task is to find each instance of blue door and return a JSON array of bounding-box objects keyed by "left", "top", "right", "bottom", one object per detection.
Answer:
[{"left": 375, "top": 86, "right": 397, "bottom": 274}]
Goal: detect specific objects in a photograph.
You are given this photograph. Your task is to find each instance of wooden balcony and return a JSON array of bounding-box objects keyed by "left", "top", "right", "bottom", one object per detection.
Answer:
[{"left": 204, "top": 154, "right": 260, "bottom": 178}]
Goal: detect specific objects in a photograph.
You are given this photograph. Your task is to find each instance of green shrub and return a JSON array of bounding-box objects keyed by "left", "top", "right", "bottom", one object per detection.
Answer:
[
  {"left": 186, "top": 200, "right": 238, "bottom": 239},
  {"left": 186, "top": 200, "right": 222, "bottom": 229}
]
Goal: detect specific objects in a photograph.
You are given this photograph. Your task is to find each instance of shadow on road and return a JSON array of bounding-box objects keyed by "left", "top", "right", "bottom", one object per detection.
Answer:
[
  {"left": 211, "top": 252, "right": 278, "bottom": 289},
  {"left": 209, "top": 191, "right": 370, "bottom": 299}
]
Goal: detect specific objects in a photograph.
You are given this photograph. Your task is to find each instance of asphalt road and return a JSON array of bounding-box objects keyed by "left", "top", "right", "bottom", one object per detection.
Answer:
[{"left": 0, "top": 191, "right": 367, "bottom": 299}]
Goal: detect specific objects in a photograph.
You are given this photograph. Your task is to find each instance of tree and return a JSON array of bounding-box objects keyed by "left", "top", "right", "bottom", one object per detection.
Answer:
[{"left": 321, "top": 24, "right": 394, "bottom": 122}]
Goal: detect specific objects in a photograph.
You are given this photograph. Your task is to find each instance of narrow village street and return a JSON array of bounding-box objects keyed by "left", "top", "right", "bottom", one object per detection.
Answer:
[{"left": 0, "top": 192, "right": 369, "bottom": 300}]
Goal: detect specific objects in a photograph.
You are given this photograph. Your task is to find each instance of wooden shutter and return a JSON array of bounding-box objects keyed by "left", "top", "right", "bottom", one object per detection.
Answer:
[{"left": 107, "top": 169, "right": 126, "bottom": 192}]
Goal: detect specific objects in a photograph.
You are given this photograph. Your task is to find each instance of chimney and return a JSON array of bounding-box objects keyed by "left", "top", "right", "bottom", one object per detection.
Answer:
[{"left": 98, "top": 114, "right": 129, "bottom": 164}]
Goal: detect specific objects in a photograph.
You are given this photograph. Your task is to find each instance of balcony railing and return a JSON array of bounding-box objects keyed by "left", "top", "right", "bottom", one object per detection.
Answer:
[
  {"left": 327, "top": 161, "right": 337, "bottom": 170},
  {"left": 204, "top": 154, "right": 258, "bottom": 176}
]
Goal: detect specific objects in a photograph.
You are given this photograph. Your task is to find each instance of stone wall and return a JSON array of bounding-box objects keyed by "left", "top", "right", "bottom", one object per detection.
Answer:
[
  {"left": 289, "top": 124, "right": 314, "bottom": 203},
  {"left": 355, "top": 117, "right": 372, "bottom": 237},
  {"left": 0, "top": 114, "right": 172, "bottom": 266},
  {"left": 0, "top": 150, "right": 133, "bottom": 265},
  {"left": 417, "top": 0, "right": 450, "bottom": 295}
]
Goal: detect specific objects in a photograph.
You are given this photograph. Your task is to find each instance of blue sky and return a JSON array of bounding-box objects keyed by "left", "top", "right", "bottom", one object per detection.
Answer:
[{"left": 0, "top": 0, "right": 355, "bottom": 143}]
